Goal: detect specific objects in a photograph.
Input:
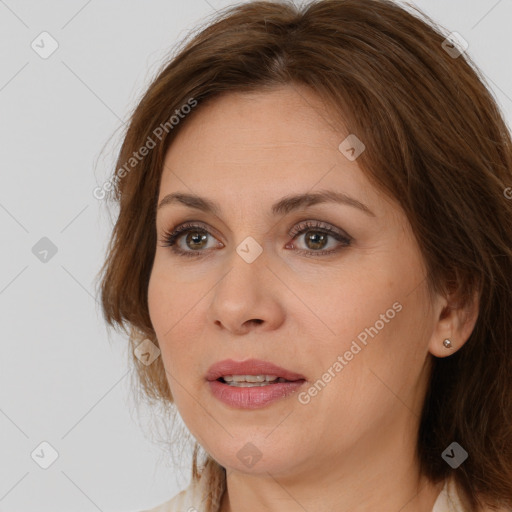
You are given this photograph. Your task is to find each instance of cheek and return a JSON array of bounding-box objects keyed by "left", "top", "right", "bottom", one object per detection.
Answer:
[
  {"left": 147, "top": 264, "right": 206, "bottom": 378},
  {"left": 147, "top": 269, "right": 167, "bottom": 332},
  {"left": 307, "top": 257, "right": 428, "bottom": 389},
  {"left": 147, "top": 260, "right": 190, "bottom": 333},
  {"left": 304, "top": 268, "right": 398, "bottom": 350},
  {"left": 147, "top": 267, "right": 185, "bottom": 375}
]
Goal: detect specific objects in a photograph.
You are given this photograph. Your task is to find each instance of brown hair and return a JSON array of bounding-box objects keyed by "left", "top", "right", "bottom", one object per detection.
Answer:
[{"left": 96, "top": 1, "right": 512, "bottom": 510}]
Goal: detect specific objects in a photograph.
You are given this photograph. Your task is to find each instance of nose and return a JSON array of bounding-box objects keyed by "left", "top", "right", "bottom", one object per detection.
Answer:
[{"left": 205, "top": 245, "right": 286, "bottom": 335}]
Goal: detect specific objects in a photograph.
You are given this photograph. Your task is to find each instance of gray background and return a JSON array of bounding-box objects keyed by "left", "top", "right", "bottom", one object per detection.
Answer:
[{"left": 1, "top": 1, "right": 511, "bottom": 511}]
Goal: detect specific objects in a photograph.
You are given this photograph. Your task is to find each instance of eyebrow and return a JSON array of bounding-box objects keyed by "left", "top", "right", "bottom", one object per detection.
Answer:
[{"left": 157, "top": 189, "right": 375, "bottom": 217}]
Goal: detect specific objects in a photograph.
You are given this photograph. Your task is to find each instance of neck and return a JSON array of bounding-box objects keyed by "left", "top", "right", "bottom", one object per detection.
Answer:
[
  {"left": 220, "top": 468, "right": 444, "bottom": 512},
  {"left": 218, "top": 417, "right": 445, "bottom": 512}
]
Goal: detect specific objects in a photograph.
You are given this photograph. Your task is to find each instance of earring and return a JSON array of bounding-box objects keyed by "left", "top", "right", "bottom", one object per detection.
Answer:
[{"left": 443, "top": 338, "right": 453, "bottom": 349}]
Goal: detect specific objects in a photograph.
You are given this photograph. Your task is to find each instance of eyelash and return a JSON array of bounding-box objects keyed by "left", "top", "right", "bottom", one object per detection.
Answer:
[{"left": 158, "top": 220, "right": 352, "bottom": 259}]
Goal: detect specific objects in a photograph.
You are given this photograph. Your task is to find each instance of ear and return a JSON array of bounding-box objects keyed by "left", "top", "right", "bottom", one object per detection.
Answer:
[{"left": 428, "top": 282, "right": 480, "bottom": 358}]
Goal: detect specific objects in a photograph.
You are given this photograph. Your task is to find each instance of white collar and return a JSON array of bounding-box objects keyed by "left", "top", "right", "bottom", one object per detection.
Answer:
[{"left": 432, "top": 477, "right": 467, "bottom": 512}]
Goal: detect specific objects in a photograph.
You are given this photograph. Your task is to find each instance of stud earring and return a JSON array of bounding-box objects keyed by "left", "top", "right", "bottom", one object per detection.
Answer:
[{"left": 443, "top": 338, "right": 453, "bottom": 349}]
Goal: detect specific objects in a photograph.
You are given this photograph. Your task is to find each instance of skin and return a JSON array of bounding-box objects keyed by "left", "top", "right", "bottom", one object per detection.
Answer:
[{"left": 147, "top": 84, "right": 479, "bottom": 512}]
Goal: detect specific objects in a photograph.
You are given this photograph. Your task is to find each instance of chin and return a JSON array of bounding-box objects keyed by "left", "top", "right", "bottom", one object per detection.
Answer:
[{"left": 205, "top": 436, "right": 304, "bottom": 477}]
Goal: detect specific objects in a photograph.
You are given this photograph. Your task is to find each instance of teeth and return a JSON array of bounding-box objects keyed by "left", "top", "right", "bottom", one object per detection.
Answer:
[
  {"left": 223, "top": 375, "right": 280, "bottom": 383},
  {"left": 219, "top": 375, "right": 297, "bottom": 387},
  {"left": 227, "top": 381, "right": 277, "bottom": 387}
]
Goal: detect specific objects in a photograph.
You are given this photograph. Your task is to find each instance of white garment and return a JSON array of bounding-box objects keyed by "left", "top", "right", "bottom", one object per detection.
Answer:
[
  {"left": 432, "top": 478, "right": 467, "bottom": 512},
  {"left": 140, "top": 475, "right": 469, "bottom": 512}
]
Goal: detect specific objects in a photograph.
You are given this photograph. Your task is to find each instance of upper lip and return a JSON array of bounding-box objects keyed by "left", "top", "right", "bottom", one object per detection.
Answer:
[{"left": 206, "top": 358, "right": 306, "bottom": 382}]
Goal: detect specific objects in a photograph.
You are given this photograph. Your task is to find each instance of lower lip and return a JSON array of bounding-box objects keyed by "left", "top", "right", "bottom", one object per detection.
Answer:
[{"left": 208, "top": 379, "right": 306, "bottom": 409}]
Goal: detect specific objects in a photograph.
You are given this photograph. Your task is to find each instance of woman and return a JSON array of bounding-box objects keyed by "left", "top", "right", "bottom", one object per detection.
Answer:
[{"left": 97, "top": 0, "right": 512, "bottom": 511}]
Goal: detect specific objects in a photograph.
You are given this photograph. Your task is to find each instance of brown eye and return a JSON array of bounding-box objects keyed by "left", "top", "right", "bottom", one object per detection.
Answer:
[
  {"left": 160, "top": 220, "right": 352, "bottom": 258},
  {"left": 287, "top": 220, "right": 352, "bottom": 256},
  {"left": 159, "top": 222, "right": 221, "bottom": 258}
]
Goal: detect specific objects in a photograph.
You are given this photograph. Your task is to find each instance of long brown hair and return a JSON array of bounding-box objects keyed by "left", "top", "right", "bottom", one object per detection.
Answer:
[{"left": 96, "top": 1, "right": 512, "bottom": 510}]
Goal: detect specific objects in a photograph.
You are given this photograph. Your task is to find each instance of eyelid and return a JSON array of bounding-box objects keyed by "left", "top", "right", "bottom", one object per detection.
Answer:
[
  {"left": 287, "top": 219, "right": 351, "bottom": 240},
  {"left": 162, "top": 220, "right": 222, "bottom": 241},
  {"left": 160, "top": 216, "right": 351, "bottom": 238},
  {"left": 158, "top": 218, "right": 353, "bottom": 258}
]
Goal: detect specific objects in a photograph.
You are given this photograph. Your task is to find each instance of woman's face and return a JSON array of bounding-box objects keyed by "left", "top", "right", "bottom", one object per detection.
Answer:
[{"left": 148, "top": 85, "right": 443, "bottom": 479}]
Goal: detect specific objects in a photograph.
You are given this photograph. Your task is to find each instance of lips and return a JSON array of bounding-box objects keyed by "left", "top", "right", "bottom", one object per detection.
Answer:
[{"left": 206, "top": 358, "right": 306, "bottom": 382}]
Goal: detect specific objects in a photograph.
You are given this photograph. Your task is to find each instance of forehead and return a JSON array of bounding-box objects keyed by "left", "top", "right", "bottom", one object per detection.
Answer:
[
  {"left": 165, "top": 85, "right": 343, "bottom": 159},
  {"left": 158, "top": 86, "right": 389, "bottom": 218}
]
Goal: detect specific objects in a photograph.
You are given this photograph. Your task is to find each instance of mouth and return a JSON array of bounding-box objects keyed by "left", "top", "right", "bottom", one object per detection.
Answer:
[
  {"left": 206, "top": 358, "right": 307, "bottom": 384},
  {"left": 216, "top": 375, "right": 305, "bottom": 387},
  {"left": 206, "top": 358, "right": 307, "bottom": 408}
]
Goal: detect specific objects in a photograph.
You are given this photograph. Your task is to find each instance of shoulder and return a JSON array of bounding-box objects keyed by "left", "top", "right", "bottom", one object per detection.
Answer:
[
  {"left": 138, "top": 479, "right": 205, "bottom": 512},
  {"left": 436, "top": 477, "right": 512, "bottom": 512}
]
